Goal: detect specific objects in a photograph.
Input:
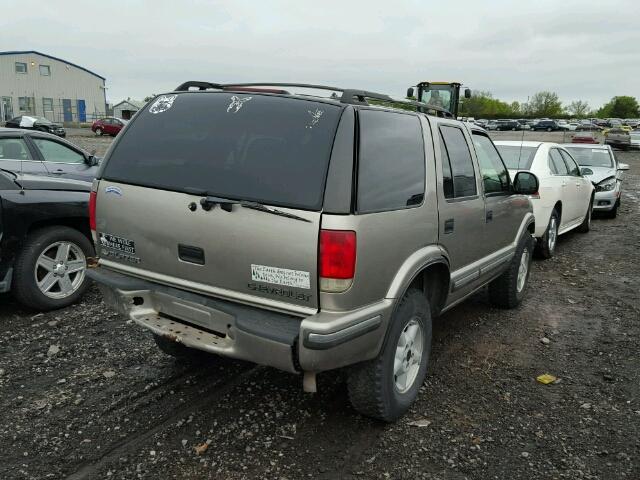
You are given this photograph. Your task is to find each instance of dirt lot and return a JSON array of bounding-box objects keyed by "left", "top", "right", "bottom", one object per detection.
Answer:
[{"left": 1, "top": 131, "right": 638, "bottom": 480}]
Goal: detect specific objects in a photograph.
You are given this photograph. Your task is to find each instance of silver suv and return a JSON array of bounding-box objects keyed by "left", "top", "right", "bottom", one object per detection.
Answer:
[{"left": 88, "top": 82, "right": 538, "bottom": 421}]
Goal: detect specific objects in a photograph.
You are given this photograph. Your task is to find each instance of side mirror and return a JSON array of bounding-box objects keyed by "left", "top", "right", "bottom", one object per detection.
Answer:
[
  {"left": 581, "top": 167, "right": 593, "bottom": 176},
  {"left": 464, "top": 88, "right": 471, "bottom": 99},
  {"left": 406, "top": 87, "right": 414, "bottom": 99},
  {"left": 618, "top": 163, "right": 629, "bottom": 171},
  {"left": 85, "top": 154, "right": 100, "bottom": 166},
  {"left": 513, "top": 171, "right": 539, "bottom": 195}
]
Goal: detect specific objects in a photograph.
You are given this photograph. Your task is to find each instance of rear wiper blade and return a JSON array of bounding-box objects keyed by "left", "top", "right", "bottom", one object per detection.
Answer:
[{"left": 240, "top": 201, "right": 311, "bottom": 223}]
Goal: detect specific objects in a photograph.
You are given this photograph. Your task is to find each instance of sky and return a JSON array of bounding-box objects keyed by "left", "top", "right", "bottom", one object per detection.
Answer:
[{"left": 2, "top": 0, "right": 639, "bottom": 109}]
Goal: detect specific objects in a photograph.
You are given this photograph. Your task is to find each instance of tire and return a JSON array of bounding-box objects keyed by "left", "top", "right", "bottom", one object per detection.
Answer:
[
  {"left": 153, "top": 334, "right": 210, "bottom": 362},
  {"left": 489, "top": 233, "right": 534, "bottom": 309},
  {"left": 12, "top": 226, "right": 94, "bottom": 311},
  {"left": 347, "top": 289, "right": 432, "bottom": 422},
  {"left": 577, "top": 197, "right": 593, "bottom": 233},
  {"left": 536, "top": 210, "right": 559, "bottom": 259},
  {"left": 547, "top": 127, "right": 552, "bottom": 132},
  {"left": 95, "top": 127, "right": 103, "bottom": 136}
]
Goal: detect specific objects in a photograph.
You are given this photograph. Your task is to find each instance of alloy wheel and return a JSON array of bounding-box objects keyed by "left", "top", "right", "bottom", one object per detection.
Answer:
[
  {"left": 34, "top": 241, "right": 86, "bottom": 299},
  {"left": 517, "top": 248, "right": 530, "bottom": 293},
  {"left": 548, "top": 217, "right": 557, "bottom": 253},
  {"left": 394, "top": 318, "right": 424, "bottom": 394}
]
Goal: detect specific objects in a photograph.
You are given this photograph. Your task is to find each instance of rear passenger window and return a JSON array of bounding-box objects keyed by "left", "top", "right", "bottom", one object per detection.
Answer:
[
  {"left": 357, "top": 110, "right": 425, "bottom": 213},
  {"left": 439, "top": 126, "right": 477, "bottom": 198},
  {"left": 0, "top": 138, "right": 32, "bottom": 160},
  {"left": 549, "top": 149, "right": 568, "bottom": 175},
  {"left": 560, "top": 150, "right": 581, "bottom": 176}
]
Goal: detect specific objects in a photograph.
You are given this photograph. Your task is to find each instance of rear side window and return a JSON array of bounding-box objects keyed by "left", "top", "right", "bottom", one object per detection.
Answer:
[
  {"left": 357, "top": 110, "right": 425, "bottom": 213},
  {"left": 549, "top": 149, "right": 569, "bottom": 175},
  {"left": 101, "top": 93, "right": 343, "bottom": 210},
  {"left": 560, "top": 150, "right": 581, "bottom": 176},
  {"left": 439, "top": 125, "right": 477, "bottom": 198},
  {"left": 494, "top": 145, "right": 537, "bottom": 169},
  {"left": 0, "top": 138, "right": 31, "bottom": 160}
]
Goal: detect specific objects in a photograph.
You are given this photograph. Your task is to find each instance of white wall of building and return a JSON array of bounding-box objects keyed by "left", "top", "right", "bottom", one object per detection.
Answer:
[{"left": 0, "top": 51, "right": 106, "bottom": 124}]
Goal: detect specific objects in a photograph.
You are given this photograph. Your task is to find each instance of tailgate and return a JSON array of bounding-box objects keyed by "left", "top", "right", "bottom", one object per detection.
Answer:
[{"left": 96, "top": 182, "right": 320, "bottom": 313}]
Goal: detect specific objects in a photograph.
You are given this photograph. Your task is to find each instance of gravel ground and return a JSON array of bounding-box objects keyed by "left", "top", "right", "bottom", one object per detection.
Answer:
[{"left": 0, "top": 132, "right": 638, "bottom": 479}]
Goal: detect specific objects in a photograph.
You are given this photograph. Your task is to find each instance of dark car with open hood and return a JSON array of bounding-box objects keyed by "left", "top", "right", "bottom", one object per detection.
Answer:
[
  {"left": 0, "top": 169, "right": 94, "bottom": 310},
  {"left": 5, "top": 115, "right": 66, "bottom": 137}
]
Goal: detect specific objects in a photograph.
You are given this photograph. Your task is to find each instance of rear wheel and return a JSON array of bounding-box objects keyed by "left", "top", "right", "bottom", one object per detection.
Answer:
[
  {"left": 536, "top": 210, "right": 559, "bottom": 259},
  {"left": 12, "top": 227, "right": 93, "bottom": 311},
  {"left": 547, "top": 127, "right": 552, "bottom": 132},
  {"left": 489, "top": 233, "right": 534, "bottom": 308},
  {"left": 577, "top": 197, "right": 593, "bottom": 232},
  {"left": 347, "top": 289, "right": 431, "bottom": 422}
]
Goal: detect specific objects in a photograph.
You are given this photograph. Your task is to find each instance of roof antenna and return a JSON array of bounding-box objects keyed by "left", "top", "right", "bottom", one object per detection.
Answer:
[{"left": 517, "top": 120, "right": 525, "bottom": 168}]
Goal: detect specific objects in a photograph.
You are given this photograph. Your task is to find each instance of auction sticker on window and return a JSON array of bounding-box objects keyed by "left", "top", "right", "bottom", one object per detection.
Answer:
[
  {"left": 251, "top": 264, "right": 310, "bottom": 289},
  {"left": 99, "top": 233, "right": 136, "bottom": 254}
]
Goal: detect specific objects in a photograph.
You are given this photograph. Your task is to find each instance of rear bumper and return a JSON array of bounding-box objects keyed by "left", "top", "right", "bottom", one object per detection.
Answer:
[{"left": 88, "top": 266, "right": 391, "bottom": 373}]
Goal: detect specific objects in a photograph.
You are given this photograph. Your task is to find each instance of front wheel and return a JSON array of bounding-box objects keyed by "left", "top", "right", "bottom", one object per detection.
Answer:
[
  {"left": 12, "top": 227, "right": 94, "bottom": 311},
  {"left": 547, "top": 127, "right": 552, "bottom": 132},
  {"left": 95, "top": 127, "right": 103, "bottom": 136},
  {"left": 347, "top": 289, "right": 431, "bottom": 422},
  {"left": 489, "top": 233, "right": 534, "bottom": 309}
]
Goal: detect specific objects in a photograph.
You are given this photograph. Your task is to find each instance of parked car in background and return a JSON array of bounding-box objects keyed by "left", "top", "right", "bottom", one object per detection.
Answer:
[
  {"left": 562, "top": 144, "right": 628, "bottom": 218},
  {"left": 533, "top": 120, "right": 561, "bottom": 132},
  {"left": 495, "top": 141, "right": 594, "bottom": 258},
  {"left": 91, "top": 117, "right": 128, "bottom": 136},
  {"left": 495, "top": 120, "right": 521, "bottom": 131},
  {"left": 604, "top": 128, "right": 631, "bottom": 150},
  {"left": 629, "top": 130, "right": 640, "bottom": 149},
  {"left": 4, "top": 116, "right": 66, "bottom": 137},
  {"left": 576, "top": 123, "right": 603, "bottom": 131},
  {"left": 0, "top": 169, "right": 94, "bottom": 310},
  {"left": 486, "top": 120, "right": 498, "bottom": 130},
  {"left": 571, "top": 132, "right": 599, "bottom": 144},
  {"left": 0, "top": 129, "right": 99, "bottom": 182},
  {"left": 87, "top": 84, "right": 538, "bottom": 421}
]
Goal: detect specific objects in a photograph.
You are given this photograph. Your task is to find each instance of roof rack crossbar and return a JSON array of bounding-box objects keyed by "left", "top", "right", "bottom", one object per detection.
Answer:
[{"left": 175, "top": 81, "right": 223, "bottom": 91}]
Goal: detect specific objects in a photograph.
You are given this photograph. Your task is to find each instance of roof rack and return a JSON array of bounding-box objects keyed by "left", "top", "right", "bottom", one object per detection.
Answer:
[{"left": 173, "top": 81, "right": 453, "bottom": 118}]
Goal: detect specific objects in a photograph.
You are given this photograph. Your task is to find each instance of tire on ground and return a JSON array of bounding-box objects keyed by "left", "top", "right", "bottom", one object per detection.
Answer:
[
  {"left": 12, "top": 226, "right": 93, "bottom": 311},
  {"left": 535, "top": 209, "right": 559, "bottom": 259},
  {"left": 489, "top": 232, "right": 534, "bottom": 309},
  {"left": 347, "top": 289, "right": 432, "bottom": 422}
]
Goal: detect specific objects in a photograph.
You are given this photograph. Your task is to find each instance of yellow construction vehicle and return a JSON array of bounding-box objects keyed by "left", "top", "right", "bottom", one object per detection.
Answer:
[{"left": 407, "top": 82, "right": 471, "bottom": 118}]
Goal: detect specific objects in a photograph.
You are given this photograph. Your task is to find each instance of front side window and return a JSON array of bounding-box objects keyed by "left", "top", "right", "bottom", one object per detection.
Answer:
[
  {"left": 33, "top": 138, "right": 85, "bottom": 164},
  {"left": 357, "top": 110, "right": 425, "bottom": 212},
  {"left": 472, "top": 133, "right": 510, "bottom": 194},
  {"left": 439, "top": 125, "right": 477, "bottom": 198},
  {"left": 43, "top": 98, "right": 54, "bottom": 112},
  {"left": 15, "top": 62, "right": 27, "bottom": 74},
  {"left": 0, "top": 138, "right": 32, "bottom": 160},
  {"left": 549, "top": 149, "right": 568, "bottom": 175},
  {"left": 39, "top": 65, "right": 51, "bottom": 76}
]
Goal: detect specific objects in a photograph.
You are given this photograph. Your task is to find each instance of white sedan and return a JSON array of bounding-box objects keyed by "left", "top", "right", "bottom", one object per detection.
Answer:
[{"left": 494, "top": 141, "right": 595, "bottom": 258}]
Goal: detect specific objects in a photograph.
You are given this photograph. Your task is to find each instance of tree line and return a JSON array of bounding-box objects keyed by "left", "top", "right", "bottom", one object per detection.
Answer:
[{"left": 458, "top": 91, "right": 640, "bottom": 119}]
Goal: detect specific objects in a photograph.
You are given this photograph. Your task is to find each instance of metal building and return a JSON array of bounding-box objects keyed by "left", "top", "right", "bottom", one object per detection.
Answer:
[
  {"left": 0, "top": 50, "right": 107, "bottom": 124},
  {"left": 112, "top": 99, "right": 145, "bottom": 120}
]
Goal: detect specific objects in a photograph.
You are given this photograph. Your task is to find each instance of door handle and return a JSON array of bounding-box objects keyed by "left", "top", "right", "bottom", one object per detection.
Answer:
[
  {"left": 444, "top": 218, "right": 455, "bottom": 234},
  {"left": 486, "top": 210, "right": 493, "bottom": 222}
]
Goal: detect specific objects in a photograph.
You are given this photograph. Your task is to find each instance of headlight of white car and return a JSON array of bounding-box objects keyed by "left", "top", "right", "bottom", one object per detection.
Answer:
[{"left": 596, "top": 177, "right": 617, "bottom": 192}]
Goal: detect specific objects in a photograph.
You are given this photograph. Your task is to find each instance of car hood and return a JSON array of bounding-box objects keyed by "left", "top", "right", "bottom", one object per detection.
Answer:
[
  {"left": 579, "top": 166, "right": 616, "bottom": 184},
  {"left": 14, "top": 173, "right": 92, "bottom": 192}
]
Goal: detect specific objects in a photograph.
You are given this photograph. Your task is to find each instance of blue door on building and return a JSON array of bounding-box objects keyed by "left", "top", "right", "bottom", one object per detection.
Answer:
[
  {"left": 62, "top": 99, "right": 72, "bottom": 122},
  {"left": 77, "top": 100, "right": 86, "bottom": 122}
]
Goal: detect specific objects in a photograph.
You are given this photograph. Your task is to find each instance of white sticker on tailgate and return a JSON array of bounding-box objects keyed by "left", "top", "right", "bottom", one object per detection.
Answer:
[{"left": 251, "top": 264, "right": 310, "bottom": 290}]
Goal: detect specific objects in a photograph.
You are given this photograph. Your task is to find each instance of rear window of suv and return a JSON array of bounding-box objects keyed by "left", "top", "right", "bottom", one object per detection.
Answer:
[{"left": 101, "top": 92, "right": 343, "bottom": 210}]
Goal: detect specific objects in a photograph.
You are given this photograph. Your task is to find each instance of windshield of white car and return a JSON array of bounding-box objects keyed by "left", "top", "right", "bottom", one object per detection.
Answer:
[
  {"left": 495, "top": 145, "right": 537, "bottom": 169},
  {"left": 564, "top": 147, "right": 613, "bottom": 167}
]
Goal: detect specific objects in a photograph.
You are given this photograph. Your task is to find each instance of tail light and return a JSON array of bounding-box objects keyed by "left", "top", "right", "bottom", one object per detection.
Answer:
[
  {"left": 89, "top": 190, "right": 97, "bottom": 233},
  {"left": 319, "top": 229, "right": 356, "bottom": 293}
]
